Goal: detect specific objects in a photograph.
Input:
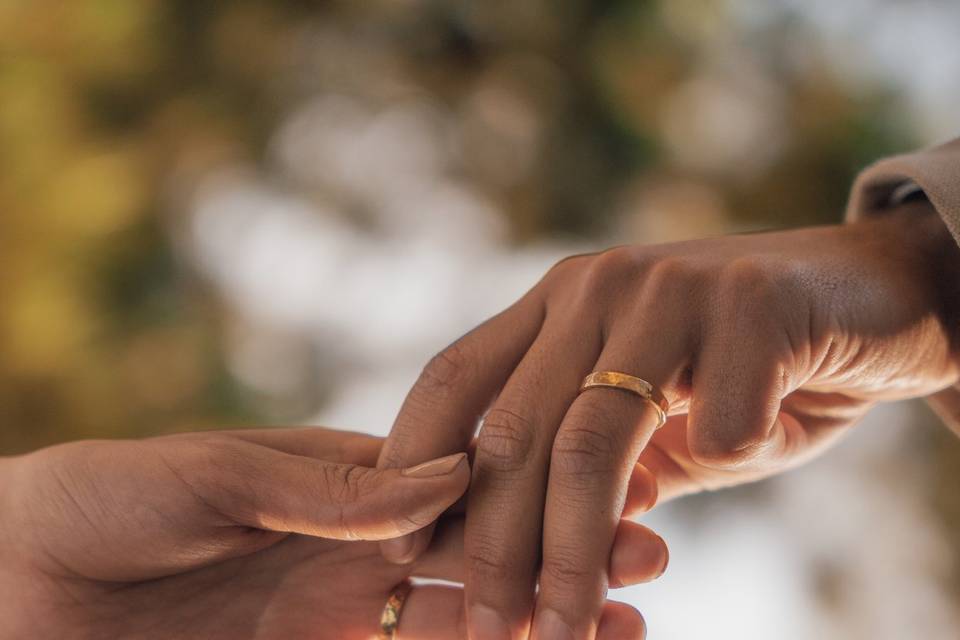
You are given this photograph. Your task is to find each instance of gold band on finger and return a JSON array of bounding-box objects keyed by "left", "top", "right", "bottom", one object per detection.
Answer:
[
  {"left": 378, "top": 580, "right": 413, "bottom": 640},
  {"left": 579, "top": 371, "right": 670, "bottom": 428}
]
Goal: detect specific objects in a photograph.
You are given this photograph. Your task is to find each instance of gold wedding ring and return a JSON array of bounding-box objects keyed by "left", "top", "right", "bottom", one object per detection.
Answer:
[
  {"left": 378, "top": 580, "right": 413, "bottom": 640},
  {"left": 579, "top": 371, "right": 670, "bottom": 428}
]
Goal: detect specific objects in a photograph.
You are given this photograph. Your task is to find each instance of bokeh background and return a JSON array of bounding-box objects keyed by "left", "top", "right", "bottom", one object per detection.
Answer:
[{"left": 2, "top": 1, "right": 959, "bottom": 638}]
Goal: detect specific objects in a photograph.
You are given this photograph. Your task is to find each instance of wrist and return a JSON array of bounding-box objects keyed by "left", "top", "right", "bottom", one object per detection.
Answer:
[
  {"left": 860, "top": 201, "right": 960, "bottom": 314},
  {"left": 897, "top": 201, "right": 960, "bottom": 327},
  {"left": 874, "top": 202, "right": 960, "bottom": 389}
]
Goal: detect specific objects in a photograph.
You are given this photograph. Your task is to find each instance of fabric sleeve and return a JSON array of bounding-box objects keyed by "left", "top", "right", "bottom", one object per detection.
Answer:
[
  {"left": 846, "top": 137, "right": 960, "bottom": 227},
  {"left": 845, "top": 136, "right": 960, "bottom": 436}
]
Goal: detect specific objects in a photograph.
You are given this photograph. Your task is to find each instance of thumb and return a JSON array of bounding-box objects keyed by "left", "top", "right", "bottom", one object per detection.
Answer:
[
  {"left": 189, "top": 440, "right": 470, "bottom": 540},
  {"left": 323, "top": 452, "right": 472, "bottom": 541},
  {"left": 686, "top": 320, "right": 789, "bottom": 470}
]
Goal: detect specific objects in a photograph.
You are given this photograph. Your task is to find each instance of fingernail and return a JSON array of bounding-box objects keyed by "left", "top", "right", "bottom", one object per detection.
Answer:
[
  {"left": 401, "top": 452, "right": 467, "bottom": 478},
  {"left": 469, "top": 604, "right": 511, "bottom": 640},
  {"left": 533, "top": 609, "right": 575, "bottom": 640},
  {"left": 381, "top": 535, "right": 415, "bottom": 563}
]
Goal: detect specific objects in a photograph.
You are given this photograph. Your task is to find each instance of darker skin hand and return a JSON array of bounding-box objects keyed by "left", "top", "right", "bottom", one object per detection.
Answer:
[{"left": 376, "top": 203, "right": 960, "bottom": 640}]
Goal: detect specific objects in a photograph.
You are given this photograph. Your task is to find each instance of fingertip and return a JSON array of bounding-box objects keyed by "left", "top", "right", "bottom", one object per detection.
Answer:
[
  {"left": 609, "top": 521, "right": 669, "bottom": 587},
  {"left": 686, "top": 422, "right": 784, "bottom": 471},
  {"left": 388, "top": 453, "right": 470, "bottom": 528},
  {"left": 623, "top": 463, "right": 659, "bottom": 517},
  {"left": 597, "top": 601, "right": 646, "bottom": 640},
  {"left": 381, "top": 535, "right": 418, "bottom": 565},
  {"left": 354, "top": 457, "right": 467, "bottom": 544},
  {"left": 391, "top": 523, "right": 442, "bottom": 564}
]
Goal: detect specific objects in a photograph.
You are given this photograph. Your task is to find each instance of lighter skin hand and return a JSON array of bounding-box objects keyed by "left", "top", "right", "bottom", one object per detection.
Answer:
[
  {"left": 0, "top": 427, "right": 663, "bottom": 639},
  {"left": 0, "top": 428, "right": 475, "bottom": 639},
  {"left": 377, "top": 202, "right": 960, "bottom": 640}
]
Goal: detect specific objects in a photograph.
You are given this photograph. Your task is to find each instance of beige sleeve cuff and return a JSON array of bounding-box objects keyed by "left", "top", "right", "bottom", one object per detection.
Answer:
[
  {"left": 846, "top": 137, "right": 960, "bottom": 230},
  {"left": 845, "top": 136, "right": 960, "bottom": 437}
]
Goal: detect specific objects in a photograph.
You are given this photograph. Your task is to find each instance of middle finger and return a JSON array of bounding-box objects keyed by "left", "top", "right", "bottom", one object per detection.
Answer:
[{"left": 465, "top": 322, "right": 601, "bottom": 640}]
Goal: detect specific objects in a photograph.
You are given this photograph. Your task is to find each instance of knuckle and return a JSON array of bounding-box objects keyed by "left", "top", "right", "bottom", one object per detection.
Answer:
[
  {"left": 714, "top": 257, "right": 801, "bottom": 335},
  {"left": 320, "top": 464, "right": 386, "bottom": 539},
  {"left": 545, "top": 253, "right": 593, "bottom": 282},
  {"left": 384, "top": 341, "right": 477, "bottom": 469},
  {"left": 466, "top": 543, "right": 515, "bottom": 583},
  {"left": 593, "top": 246, "right": 639, "bottom": 275},
  {"left": 539, "top": 254, "right": 594, "bottom": 305},
  {"left": 562, "top": 247, "right": 642, "bottom": 313},
  {"left": 584, "top": 247, "right": 640, "bottom": 290},
  {"left": 320, "top": 463, "right": 373, "bottom": 505},
  {"left": 322, "top": 464, "right": 382, "bottom": 505},
  {"left": 418, "top": 341, "right": 476, "bottom": 396},
  {"left": 642, "top": 255, "right": 701, "bottom": 297},
  {"left": 719, "top": 256, "right": 791, "bottom": 304},
  {"left": 541, "top": 549, "right": 593, "bottom": 587},
  {"left": 688, "top": 432, "right": 769, "bottom": 470},
  {"left": 476, "top": 408, "right": 537, "bottom": 474},
  {"left": 551, "top": 424, "right": 620, "bottom": 479}
]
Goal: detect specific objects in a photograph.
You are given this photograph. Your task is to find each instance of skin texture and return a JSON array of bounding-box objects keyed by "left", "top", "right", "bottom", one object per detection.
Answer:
[
  {"left": 0, "top": 427, "right": 665, "bottom": 639},
  {"left": 376, "top": 203, "right": 960, "bottom": 640}
]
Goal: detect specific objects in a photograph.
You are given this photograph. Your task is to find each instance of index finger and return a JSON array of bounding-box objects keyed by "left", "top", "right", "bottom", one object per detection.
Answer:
[{"left": 377, "top": 294, "right": 545, "bottom": 563}]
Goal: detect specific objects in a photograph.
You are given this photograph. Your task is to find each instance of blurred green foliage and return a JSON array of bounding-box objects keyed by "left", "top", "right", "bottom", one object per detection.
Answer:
[{"left": 0, "top": 0, "right": 920, "bottom": 455}]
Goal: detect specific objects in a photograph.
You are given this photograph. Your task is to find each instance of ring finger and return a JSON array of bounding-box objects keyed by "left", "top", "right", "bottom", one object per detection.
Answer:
[{"left": 532, "top": 323, "right": 692, "bottom": 639}]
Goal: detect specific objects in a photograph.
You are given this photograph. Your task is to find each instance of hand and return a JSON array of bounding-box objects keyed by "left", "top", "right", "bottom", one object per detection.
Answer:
[
  {"left": 0, "top": 427, "right": 662, "bottom": 639},
  {"left": 0, "top": 427, "right": 471, "bottom": 639},
  {"left": 377, "top": 203, "right": 960, "bottom": 640}
]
